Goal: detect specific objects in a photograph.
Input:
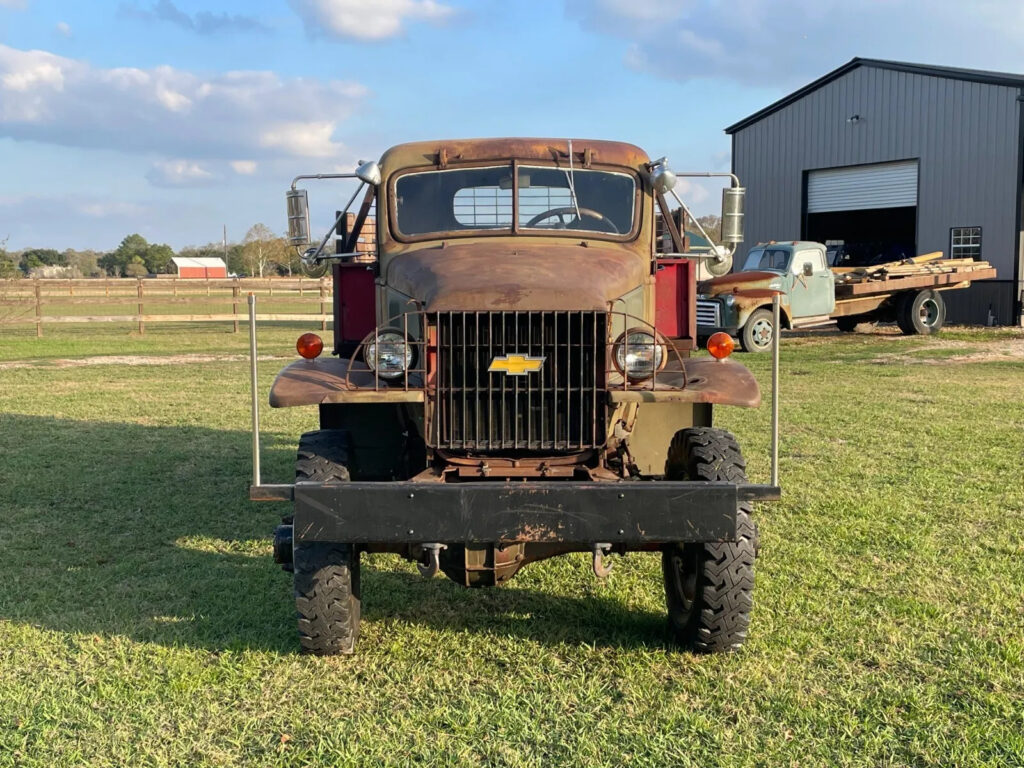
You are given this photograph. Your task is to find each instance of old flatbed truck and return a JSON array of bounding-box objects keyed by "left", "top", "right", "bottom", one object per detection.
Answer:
[
  {"left": 247, "top": 138, "right": 781, "bottom": 655},
  {"left": 696, "top": 241, "right": 997, "bottom": 352}
]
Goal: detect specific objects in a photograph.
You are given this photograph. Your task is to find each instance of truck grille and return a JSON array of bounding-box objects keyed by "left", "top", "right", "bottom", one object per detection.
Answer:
[
  {"left": 433, "top": 311, "right": 606, "bottom": 451},
  {"left": 696, "top": 300, "right": 721, "bottom": 328}
]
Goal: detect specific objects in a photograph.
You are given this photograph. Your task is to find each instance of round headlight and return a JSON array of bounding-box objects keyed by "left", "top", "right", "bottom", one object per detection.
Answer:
[
  {"left": 614, "top": 330, "right": 665, "bottom": 381},
  {"left": 365, "top": 331, "right": 414, "bottom": 379}
]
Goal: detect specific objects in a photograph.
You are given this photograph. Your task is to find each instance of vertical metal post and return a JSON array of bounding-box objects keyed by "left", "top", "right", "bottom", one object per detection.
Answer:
[
  {"left": 137, "top": 280, "right": 144, "bottom": 335},
  {"left": 770, "top": 293, "right": 780, "bottom": 487},
  {"left": 232, "top": 283, "right": 240, "bottom": 333},
  {"left": 248, "top": 293, "right": 261, "bottom": 488},
  {"left": 34, "top": 280, "right": 42, "bottom": 338}
]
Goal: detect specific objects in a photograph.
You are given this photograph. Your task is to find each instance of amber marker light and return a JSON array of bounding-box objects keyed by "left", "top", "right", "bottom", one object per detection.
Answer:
[
  {"left": 706, "top": 332, "right": 735, "bottom": 361},
  {"left": 296, "top": 333, "right": 324, "bottom": 360}
]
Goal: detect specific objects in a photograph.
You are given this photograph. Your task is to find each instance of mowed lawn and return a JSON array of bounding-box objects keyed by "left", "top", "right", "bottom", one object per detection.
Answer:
[{"left": 0, "top": 322, "right": 1022, "bottom": 767}]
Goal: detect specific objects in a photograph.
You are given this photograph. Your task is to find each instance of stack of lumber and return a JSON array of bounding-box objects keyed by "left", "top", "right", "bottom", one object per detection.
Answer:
[{"left": 833, "top": 252, "right": 994, "bottom": 285}]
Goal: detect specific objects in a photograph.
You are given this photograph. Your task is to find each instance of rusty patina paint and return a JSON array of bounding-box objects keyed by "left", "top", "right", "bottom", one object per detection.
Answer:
[
  {"left": 268, "top": 357, "right": 425, "bottom": 407},
  {"left": 385, "top": 241, "right": 648, "bottom": 311},
  {"left": 378, "top": 137, "right": 649, "bottom": 175}
]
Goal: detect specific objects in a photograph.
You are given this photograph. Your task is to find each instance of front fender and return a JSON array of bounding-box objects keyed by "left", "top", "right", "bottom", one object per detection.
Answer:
[
  {"left": 607, "top": 357, "right": 761, "bottom": 407},
  {"left": 268, "top": 357, "right": 424, "bottom": 407}
]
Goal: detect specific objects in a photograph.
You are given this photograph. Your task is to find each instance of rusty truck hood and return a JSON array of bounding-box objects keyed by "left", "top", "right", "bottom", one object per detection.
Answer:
[
  {"left": 700, "top": 270, "right": 783, "bottom": 297},
  {"left": 385, "top": 242, "right": 647, "bottom": 311}
]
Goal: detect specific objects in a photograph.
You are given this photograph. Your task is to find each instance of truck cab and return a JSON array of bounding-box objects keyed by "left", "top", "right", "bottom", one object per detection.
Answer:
[
  {"left": 697, "top": 241, "right": 835, "bottom": 352},
  {"left": 251, "top": 138, "right": 780, "bottom": 655}
]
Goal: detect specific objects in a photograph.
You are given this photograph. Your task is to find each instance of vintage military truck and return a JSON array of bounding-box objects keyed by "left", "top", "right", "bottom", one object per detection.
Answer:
[{"left": 248, "top": 138, "right": 780, "bottom": 655}]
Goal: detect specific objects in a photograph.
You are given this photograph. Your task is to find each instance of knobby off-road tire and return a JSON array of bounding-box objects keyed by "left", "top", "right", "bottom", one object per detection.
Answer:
[
  {"left": 740, "top": 308, "right": 774, "bottom": 353},
  {"left": 293, "top": 430, "right": 360, "bottom": 655},
  {"left": 897, "top": 289, "right": 946, "bottom": 335},
  {"left": 662, "top": 427, "right": 757, "bottom": 653}
]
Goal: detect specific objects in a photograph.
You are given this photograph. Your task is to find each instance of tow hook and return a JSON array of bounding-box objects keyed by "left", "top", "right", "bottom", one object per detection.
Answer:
[
  {"left": 417, "top": 543, "right": 447, "bottom": 578},
  {"left": 592, "top": 543, "right": 614, "bottom": 578}
]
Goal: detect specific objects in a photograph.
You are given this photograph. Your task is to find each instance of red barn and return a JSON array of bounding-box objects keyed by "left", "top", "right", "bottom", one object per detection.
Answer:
[{"left": 171, "top": 256, "right": 228, "bottom": 279}]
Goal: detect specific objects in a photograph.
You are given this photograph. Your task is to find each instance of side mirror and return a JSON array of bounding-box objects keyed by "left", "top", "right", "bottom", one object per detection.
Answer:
[
  {"left": 721, "top": 187, "right": 745, "bottom": 244},
  {"left": 802, "top": 262, "right": 813, "bottom": 277},
  {"left": 286, "top": 188, "right": 311, "bottom": 247},
  {"left": 356, "top": 160, "right": 381, "bottom": 186},
  {"left": 649, "top": 158, "right": 677, "bottom": 194}
]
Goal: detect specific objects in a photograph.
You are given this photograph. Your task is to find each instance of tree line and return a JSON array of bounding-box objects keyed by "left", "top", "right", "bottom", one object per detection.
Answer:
[{"left": 0, "top": 224, "right": 300, "bottom": 279}]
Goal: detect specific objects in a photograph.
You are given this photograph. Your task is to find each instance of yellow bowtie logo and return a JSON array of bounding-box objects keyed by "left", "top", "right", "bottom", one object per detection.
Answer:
[{"left": 488, "top": 354, "right": 546, "bottom": 375}]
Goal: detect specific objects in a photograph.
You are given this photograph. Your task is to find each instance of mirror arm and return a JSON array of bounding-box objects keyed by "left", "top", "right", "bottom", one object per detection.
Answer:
[
  {"left": 290, "top": 172, "right": 358, "bottom": 191},
  {"left": 672, "top": 171, "right": 742, "bottom": 189},
  {"left": 344, "top": 185, "right": 377, "bottom": 254},
  {"left": 655, "top": 192, "right": 686, "bottom": 255},
  {"left": 302, "top": 182, "right": 366, "bottom": 267},
  {"left": 667, "top": 188, "right": 737, "bottom": 263}
]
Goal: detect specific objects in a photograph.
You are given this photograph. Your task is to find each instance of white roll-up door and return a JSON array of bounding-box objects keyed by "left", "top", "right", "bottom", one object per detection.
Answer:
[{"left": 807, "top": 160, "right": 918, "bottom": 213}]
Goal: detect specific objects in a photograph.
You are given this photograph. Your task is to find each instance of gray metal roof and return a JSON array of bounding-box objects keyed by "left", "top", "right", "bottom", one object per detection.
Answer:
[{"left": 725, "top": 57, "right": 1024, "bottom": 135}]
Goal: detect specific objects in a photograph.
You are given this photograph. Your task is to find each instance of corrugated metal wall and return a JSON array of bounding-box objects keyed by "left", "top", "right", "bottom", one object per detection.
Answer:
[{"left": 732, "top": 66, "right": 1022, "bottom": 325}]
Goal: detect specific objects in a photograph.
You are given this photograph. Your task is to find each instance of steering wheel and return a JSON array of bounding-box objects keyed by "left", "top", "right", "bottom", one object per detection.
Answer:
[{"left": 524, "top": 206, "right": 621, "bottom": 234}]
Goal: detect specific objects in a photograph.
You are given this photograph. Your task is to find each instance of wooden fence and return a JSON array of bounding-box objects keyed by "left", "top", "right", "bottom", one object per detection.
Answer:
[{"left": 0, "top": 277, "right": 333, "bottom": 336}]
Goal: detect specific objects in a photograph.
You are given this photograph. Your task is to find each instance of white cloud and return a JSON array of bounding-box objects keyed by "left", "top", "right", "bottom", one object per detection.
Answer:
[
  {"left": 0, "top": 44, "right": 368, "bottom": 161},
  {"left": 566, "top": 0, "right": 1024, "bottom": 86},
  {"left": 74, "top": 200, "right": 147, "bottom": 218},
  {"left": 55, "top": 21, "right": 72, "bottom": 37},
  {"left": 0, "top": 0, "right": 28, "bottom": 8},
  {"left": 290, "top": 0, "right": 453, "bottom": 41},
  {"left": 146, "top": 159, "right": 215, "bottom": 187},
  {"left": 230, "top": 160, "right": 257, "bottom": 175}
]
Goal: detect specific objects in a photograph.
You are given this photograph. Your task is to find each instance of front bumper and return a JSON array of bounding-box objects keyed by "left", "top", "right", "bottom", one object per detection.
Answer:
[{"left": 252, "top": 481, "right": 780, "bottom": 545}]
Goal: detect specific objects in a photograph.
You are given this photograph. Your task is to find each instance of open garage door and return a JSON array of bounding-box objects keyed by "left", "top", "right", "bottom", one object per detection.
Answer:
[{"left": 804, "top": 160, "right": 918, "bottom": 267}]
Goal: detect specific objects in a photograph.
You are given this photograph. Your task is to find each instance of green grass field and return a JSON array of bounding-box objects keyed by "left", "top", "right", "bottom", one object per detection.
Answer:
[{"left": 1, "top": 323, "right": 1022, "bottom": 766}]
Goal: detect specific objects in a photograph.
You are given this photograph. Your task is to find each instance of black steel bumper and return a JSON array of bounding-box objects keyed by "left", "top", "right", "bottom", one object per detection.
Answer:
[{"left": 253, "top": 481, "right": 780, "bottom": 545}]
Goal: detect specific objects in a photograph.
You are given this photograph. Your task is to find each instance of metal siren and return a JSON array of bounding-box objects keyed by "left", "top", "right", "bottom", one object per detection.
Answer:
[
  {"left": 705, "top": 245, "right": 734, "bottom": 277},
  {"left": 286, "top": 188, "right": 311, "bottom": 247},
  {"left": 355, "top": 160, "right": 381, "bottom": 186},
  {"left": 649, "top": 158, "right": 677, "bottom": 194}
]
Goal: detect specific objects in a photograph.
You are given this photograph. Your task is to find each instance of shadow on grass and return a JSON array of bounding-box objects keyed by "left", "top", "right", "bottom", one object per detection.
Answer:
[{"left": 0, "top": 413, "right": 669, "bottom": 654}]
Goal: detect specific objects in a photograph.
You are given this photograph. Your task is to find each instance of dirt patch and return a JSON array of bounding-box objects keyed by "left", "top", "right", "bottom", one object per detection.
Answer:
[
  {"left": 865, "top": 338, "right": 1024, "bottom": 366},
  {"left": 0, "top": 353, "right": 288, "bottom": 370}
]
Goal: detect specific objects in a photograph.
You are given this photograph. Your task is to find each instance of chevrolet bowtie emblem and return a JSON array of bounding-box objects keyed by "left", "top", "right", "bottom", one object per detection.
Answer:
[{"left": 488, "top": 354, "right": 546, "bottom": 375}]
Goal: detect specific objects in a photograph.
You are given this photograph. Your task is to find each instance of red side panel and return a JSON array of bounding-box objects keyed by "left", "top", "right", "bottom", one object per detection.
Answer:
[
  {"left": 333, "top": 262, "right": 377, "bottom": 352},
  {"left": 655, "top": 258, "right": 696, "bottom": 349}
]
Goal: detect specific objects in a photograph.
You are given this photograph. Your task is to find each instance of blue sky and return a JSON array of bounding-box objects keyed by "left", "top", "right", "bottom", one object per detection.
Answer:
[{"left": 2, "top": 0, "right": 1023, "bottom": 251}]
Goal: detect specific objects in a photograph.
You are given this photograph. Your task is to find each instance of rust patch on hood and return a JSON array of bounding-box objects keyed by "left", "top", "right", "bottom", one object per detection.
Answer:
[
  {"left": 385, "top": 241, "right": 647, "bottom": 311},
  {"left": 701, "top": 270, "right": 781, "bottom": 297}
]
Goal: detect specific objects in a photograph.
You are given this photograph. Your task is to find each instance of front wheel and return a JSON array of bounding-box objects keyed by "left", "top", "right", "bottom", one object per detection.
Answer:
[
  {"left": 740, "top": 308, "right": 774, "bottom": 353},
  {"left": 294, "top": 543, "right": 361, "bottom": 655},
  {"left": 662, "top": 428, "right": 757, "bottom": 652}
]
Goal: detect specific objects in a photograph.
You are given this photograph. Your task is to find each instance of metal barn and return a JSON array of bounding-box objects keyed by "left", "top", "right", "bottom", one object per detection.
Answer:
[{"left": 726, "top": 58, "right": 1024, "bottom": 326}]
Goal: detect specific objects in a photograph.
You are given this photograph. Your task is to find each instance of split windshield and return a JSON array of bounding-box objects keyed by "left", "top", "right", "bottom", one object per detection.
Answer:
[
  {"left": 742, "top": 248, "right": 791, "bottom": 271},
  {"left": 393, "top": 165, "right": 636, "bottom": 239}
]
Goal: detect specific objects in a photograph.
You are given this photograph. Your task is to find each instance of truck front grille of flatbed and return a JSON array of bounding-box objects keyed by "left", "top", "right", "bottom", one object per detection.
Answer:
[
  {"left": 433, "top": 311, "right": 606, "bottom": 451},
  {"left": 696, "top": 300, "right": 721, "bottom": 328}
]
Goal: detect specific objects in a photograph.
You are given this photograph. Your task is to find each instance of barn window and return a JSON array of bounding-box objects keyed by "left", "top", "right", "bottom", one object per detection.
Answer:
[{"left": 950, "top": 227, "right": 982, "bottom": 260}]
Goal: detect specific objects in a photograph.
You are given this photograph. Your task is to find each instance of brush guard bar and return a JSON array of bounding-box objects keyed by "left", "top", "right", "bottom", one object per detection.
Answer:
[{"left": 246, "top": 294, "right": 783, "bottom": 542}]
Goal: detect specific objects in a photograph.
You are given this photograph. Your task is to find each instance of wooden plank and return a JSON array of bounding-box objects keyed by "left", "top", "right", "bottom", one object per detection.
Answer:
[
  {"left": 0, "top": 313, "right": 330, "bottom": 324},
  {"left": 834, "top": 267, "right": 997, "bottom": 297}
]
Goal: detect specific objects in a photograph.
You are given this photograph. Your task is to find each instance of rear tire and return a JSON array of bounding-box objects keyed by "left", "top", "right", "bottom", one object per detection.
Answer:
[
  {"left": 897, "top": 290, "right": 945, "bottom": 335},
  {"left": 836, "top": 314, "right": 876, "bottom": 333},
  {"left": 292, "top": 430, "right": 360, "bottom": 655},
  {"left": 662, "top": 428, "right": 757, "bottom": 653},
  {"left": 739, "top": 308, "right": 774, "bottom": 353}
]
